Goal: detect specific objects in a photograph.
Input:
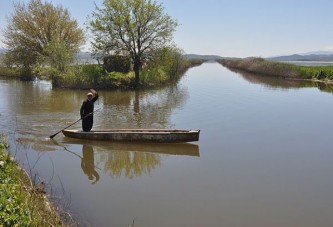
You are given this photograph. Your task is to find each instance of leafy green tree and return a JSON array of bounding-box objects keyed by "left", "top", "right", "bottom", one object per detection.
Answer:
[
  {"left": 89, "top": 0, "right": 178, "bottom": 87},
  {"left": 147, "top": 46, "right": 189, "bottom": 79},
  {"left": 2, "top": 0, "right": 85, "bottom": 71}
]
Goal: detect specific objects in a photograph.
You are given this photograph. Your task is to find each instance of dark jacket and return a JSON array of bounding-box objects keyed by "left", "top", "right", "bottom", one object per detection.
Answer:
[{"left": 80, "top": 93, "right": 98, "bottom": 131}]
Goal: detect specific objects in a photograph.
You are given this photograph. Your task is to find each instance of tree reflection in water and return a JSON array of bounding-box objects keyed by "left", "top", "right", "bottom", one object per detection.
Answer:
[
  {"left": 63, "top": 141, "right": 199, "bottom": 180},
  {"left": 98, "top": 150, "right": 161, "bottom": 179},
  {"left": 76, "top": 141, "right": 200, "bottom": 179}
]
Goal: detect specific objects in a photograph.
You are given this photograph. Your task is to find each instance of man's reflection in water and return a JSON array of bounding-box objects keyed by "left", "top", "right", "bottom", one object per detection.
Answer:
[{"left": 81, "top": 145, "right": 100, "bottom": 184}]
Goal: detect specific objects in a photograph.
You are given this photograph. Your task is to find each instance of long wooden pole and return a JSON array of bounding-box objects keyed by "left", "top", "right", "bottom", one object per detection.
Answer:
[{"left": 49, "top": 108, "right": 100, "bottom": 139}]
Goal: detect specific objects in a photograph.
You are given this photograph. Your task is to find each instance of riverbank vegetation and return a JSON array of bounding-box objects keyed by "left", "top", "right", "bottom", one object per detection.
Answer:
[
  {"left": 0, "top": 0, "right": 205, "bottom": 89},
  {"left": 1, "top": 46, "right": 205, "bottom": 89},
  {"left": 219, "top": 57, "right": 333, "bottom": 82},
  {"left": 0, "top": 134, "right": 67, "bottom": 226}
]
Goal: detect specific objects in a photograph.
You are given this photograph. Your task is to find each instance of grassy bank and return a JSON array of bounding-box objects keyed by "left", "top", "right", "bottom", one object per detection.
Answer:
[
  {"left": 0, "top": 59, "right": 205, "bottom": 90},
  {"left": 51, "top": 59, "right": 205, "bottom": 89},
  {"left": 0, "top": 58, "right": 206, "bottom": 89},
  {"left": 0, "top": 135, "right": 67, "bottom": 226},
  {"left": 219, "top": 57, "right": 333, "bottom": 82},
  {"left": 0, "top": 67, "right": 20, "bottom": 77}
]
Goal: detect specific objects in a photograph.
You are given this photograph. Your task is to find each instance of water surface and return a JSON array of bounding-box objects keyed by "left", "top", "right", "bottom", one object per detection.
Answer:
[{"left": 1, "top": 63, "right": 333, "bottom": 227}]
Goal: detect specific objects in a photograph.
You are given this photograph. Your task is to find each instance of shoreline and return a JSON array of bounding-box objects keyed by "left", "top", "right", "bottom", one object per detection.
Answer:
[
  {"left": 218, "top": 58, "right": 333, "bottom": 85},
  {"left": 0, "top": 136, "right": 72, "bottom": 226}
]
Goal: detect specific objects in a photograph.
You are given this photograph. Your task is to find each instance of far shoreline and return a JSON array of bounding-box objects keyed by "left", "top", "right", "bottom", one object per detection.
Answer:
[{"left": 218, "top": 57, "right": 333, "bottom": 85}]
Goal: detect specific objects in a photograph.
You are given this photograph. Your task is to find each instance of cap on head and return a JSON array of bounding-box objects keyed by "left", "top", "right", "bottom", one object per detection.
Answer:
[{"left": 87, "top": 92, "right": 93, "bottom": 97}]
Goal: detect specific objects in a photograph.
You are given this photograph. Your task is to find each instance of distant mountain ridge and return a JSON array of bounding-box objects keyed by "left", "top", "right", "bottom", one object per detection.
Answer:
[
  {"left": 267, "top": 52, "right": 333, "bottom": 61},
  {"left": 302, "top": 50, "right": 333, "bottom": 55},
  {"left": 184, "top": 54, "right": 223, "bottom": 60},
  {"left": 3, "top": 48, "right": 333, "bottom": 62},
  {"left": 0, "top": 49, "right": 224, "bottom": 61}
]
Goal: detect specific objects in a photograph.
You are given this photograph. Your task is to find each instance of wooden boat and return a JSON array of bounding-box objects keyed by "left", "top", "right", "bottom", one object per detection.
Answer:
[{"left": 62, "top": 129, "right": 200, "bottom": 143}]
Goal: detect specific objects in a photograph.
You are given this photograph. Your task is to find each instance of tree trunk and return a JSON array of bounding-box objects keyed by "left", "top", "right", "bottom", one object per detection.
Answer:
[
  {"left": 134, "top": 68, "right": 140, "bottom": 86},
  {"left": 133, "top": 57, "right": 141, "bottom": 88}
]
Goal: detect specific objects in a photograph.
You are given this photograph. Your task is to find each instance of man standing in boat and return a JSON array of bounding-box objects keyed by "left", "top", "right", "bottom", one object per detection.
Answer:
[{"left": 80, "top": 89, "right": 99, "bottom": 132}]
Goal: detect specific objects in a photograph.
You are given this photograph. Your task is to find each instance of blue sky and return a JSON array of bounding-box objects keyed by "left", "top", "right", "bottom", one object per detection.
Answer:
[{"left": 1, "top": 0, "right": 333, "bottom": 57}]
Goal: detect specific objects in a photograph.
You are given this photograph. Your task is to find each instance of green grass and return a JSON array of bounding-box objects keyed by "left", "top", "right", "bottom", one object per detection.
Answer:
[
  {"left": 296, "top": 65, "right": 333, "bottom": 80},
  {"left": 0, "top": 134, "right": 65, "bottom": 226}
]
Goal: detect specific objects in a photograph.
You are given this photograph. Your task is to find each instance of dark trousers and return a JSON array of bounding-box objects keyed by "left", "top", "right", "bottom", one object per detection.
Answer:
[{"left": 82, "top": 116, "right": 93, "bottom": 132}]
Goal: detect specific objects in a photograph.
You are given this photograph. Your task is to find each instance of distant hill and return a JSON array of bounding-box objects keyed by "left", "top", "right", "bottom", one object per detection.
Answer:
[
  {"left": 267, "top": 53, "right": 333, "bottom": 62},
  {"left": 184, "top": 54, "right": 223, "bottom": 60},
  {"left": 0, "top": 49, "right": 97, "bottom": 64},
  {"left": 77, "top": 51, "right": 92, "bottom": 59},
  {"left": 0, "top": 50, "right": 224, "bottom": 63},
  {"left": 75, "top": 51, "right": 98, "bottom": 64},
  {"left": 302, "top": 50, "right": 333, "bottom": 55},
  {"left": 3, "top": 48, "right": 333, "bottom": 62}
]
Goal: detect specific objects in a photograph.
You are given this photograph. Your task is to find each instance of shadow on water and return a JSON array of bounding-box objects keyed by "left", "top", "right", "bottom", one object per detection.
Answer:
[
  {"left": 229, "top": 68, "right": 333, "bottom": 94},
  {"left": 81, "top": 144, "right": 100, "bottom": 184}
]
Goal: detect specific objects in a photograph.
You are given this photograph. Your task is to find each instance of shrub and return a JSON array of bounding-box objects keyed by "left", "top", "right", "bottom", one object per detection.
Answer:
[
  {"left": 141, "top": 67, "right": 167, "bottom": 85},
  {"left": 53, "top": 64, "right": 103, "bottom": 88},
  {"left": 32, "top": 66, "right": 60, "bottom": 80},
  {"left": 0, "top": 67, "right": 21, "bottom": 77},
  {"left": 103, "top": 55, "right": 131, "bottom": 73}
]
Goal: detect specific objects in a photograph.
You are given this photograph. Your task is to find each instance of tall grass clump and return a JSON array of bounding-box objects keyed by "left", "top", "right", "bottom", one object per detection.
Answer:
[
  {"left": 53, "top": 64, "right": 104, "bottom": 88},
  {"left": 219, "top": 57, "right": 333, "bottom": 81},
  {"left": 219, "top": 57, "right": 302, "bottom": 78}
]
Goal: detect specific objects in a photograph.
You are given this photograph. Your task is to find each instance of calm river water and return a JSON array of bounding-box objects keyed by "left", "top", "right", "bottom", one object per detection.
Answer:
[{"left": 1, "top": 63, "right": 333, "bottom": 227}]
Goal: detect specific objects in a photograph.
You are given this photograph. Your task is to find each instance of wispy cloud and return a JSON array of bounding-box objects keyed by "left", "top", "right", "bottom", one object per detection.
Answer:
[{"left": 323, "top": 46, "right": 333, "bottom": 51}]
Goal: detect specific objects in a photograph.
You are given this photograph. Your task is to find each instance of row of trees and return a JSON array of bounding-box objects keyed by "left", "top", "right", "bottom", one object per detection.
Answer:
[{"left": 2, "top": 0, "right": 181, "bottom": 87}]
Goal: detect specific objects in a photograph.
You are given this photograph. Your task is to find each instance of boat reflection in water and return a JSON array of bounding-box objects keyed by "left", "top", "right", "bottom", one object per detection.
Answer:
[{"left": 62, "top": 139, "right": 199, "bottom": 181}]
